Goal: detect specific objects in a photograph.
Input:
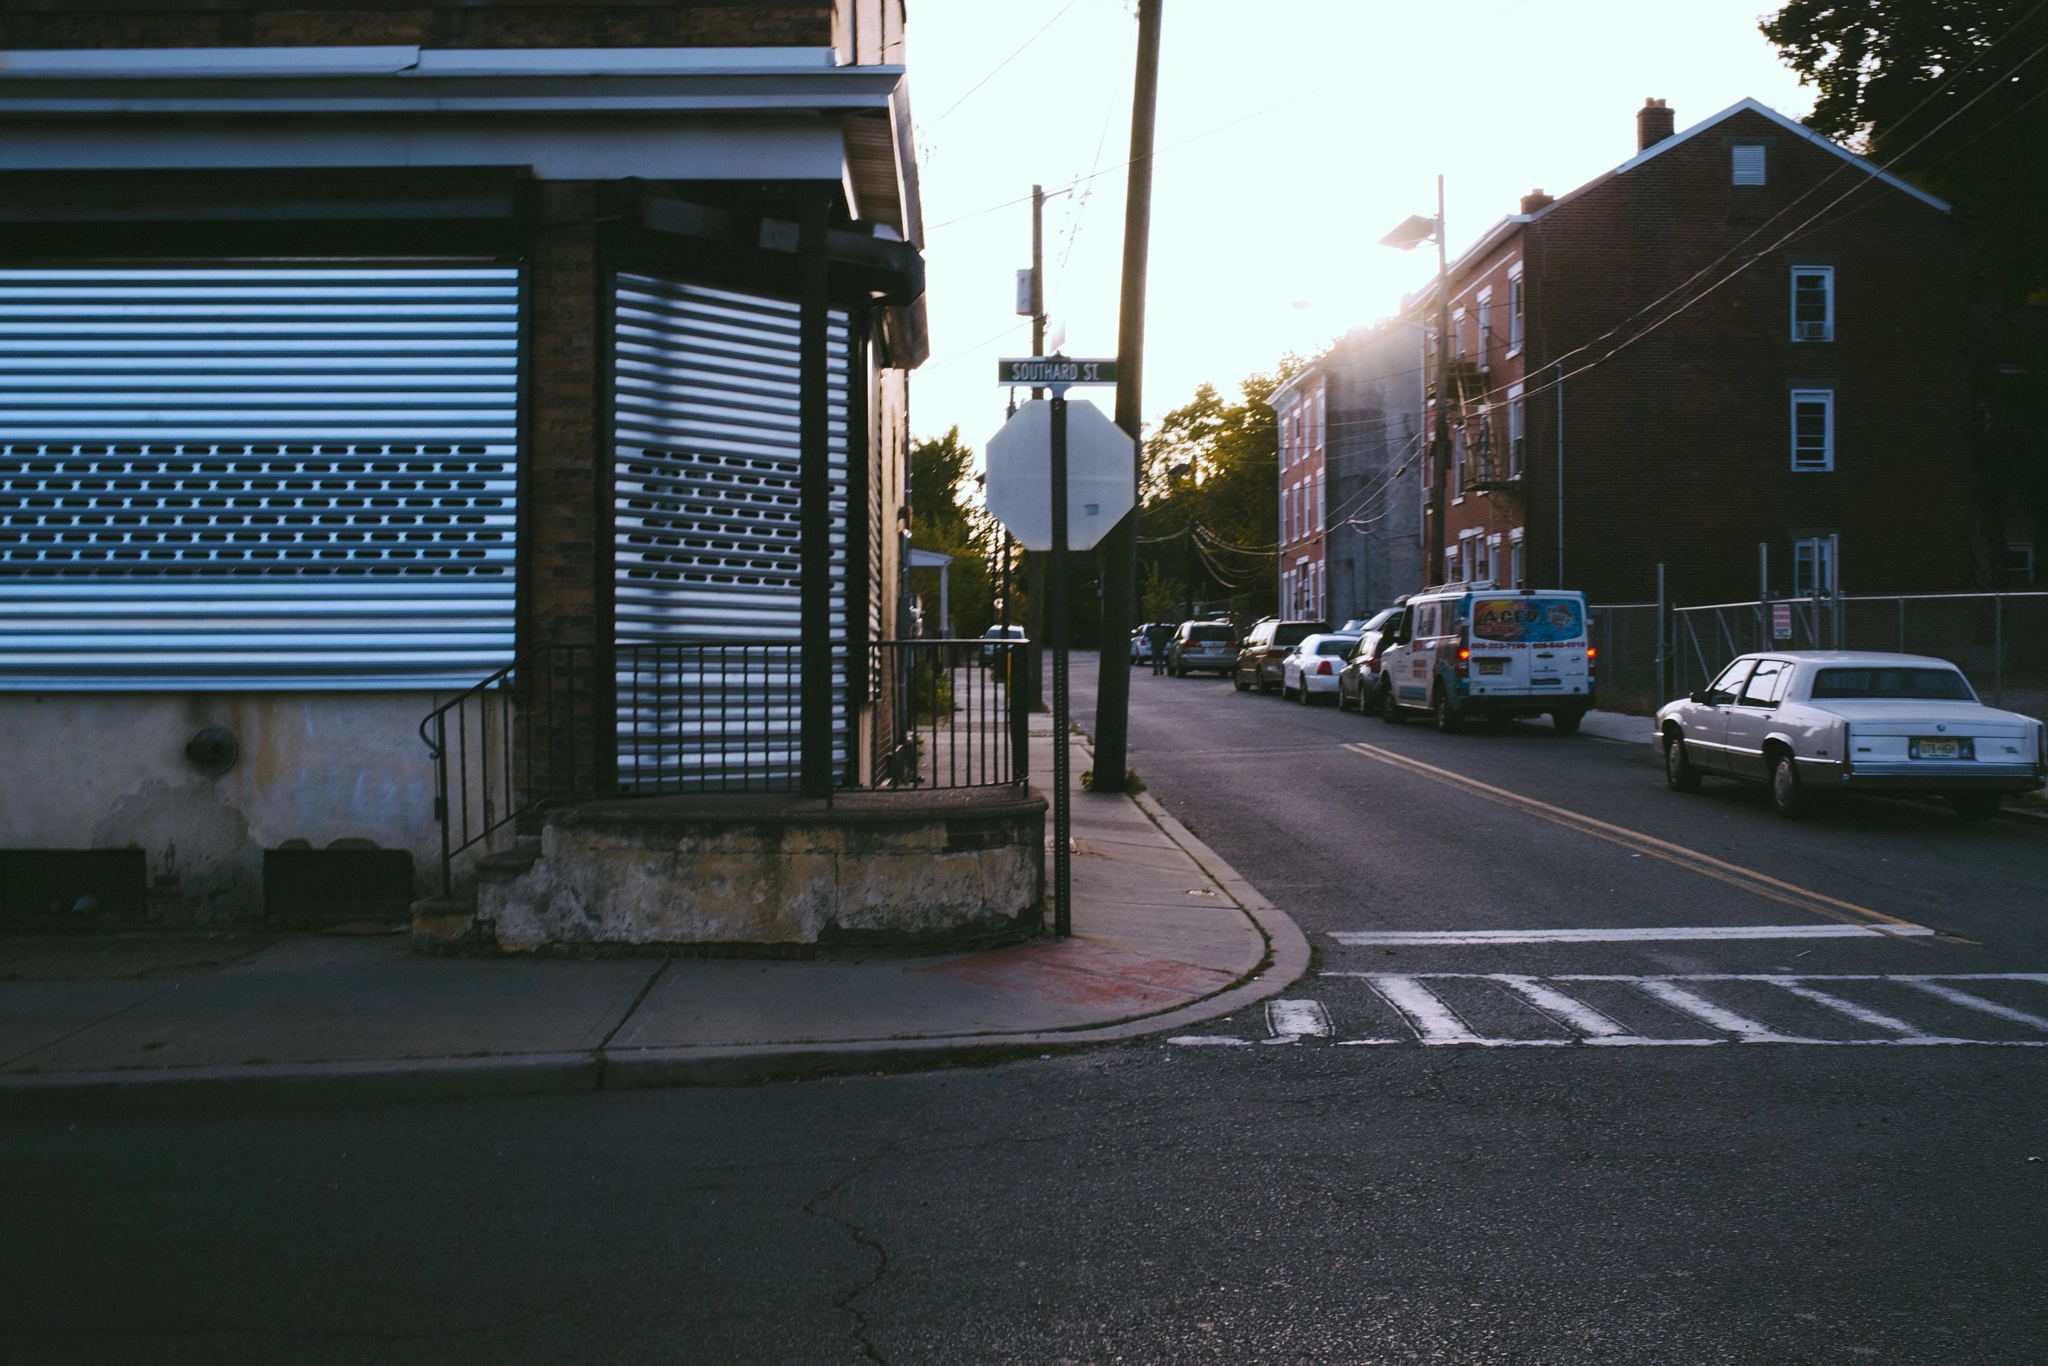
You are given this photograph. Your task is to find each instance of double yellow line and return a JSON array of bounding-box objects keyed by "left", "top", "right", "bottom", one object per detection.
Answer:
[{"left": 1340, "top": 741, "right": 1944, "bottom": 942}]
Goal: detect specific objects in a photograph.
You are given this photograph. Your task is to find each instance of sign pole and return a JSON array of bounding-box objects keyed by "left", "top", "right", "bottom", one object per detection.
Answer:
[
  {"left": 1048, "top": 386, "right": 1072, "bottom": 937},
  {"left": 987, "top": 356, "right": 1121, "bottom": 941}
]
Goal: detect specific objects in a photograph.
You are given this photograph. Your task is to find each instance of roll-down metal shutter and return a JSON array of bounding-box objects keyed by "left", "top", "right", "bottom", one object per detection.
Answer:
[
  {"left": 0, "top": 266, "right": 520, "bottom": 689},
  {"left": 612, "top": 275, "right": 848, "bottom": 790}
]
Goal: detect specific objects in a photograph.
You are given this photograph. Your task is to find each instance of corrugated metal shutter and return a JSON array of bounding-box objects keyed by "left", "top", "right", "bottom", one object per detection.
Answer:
[
  {"left": 612, "top": 274, "right": 848, "bottom": 789},
  {"left": 0, "top": 265, "right": 520, "bottom": 689}
]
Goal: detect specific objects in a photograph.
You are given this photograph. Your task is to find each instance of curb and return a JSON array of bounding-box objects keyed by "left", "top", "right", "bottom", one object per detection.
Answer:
[
  {"left": 0, "top": 1052, "right": 598, "bottom": 1118},
  {"left": 0, "top": 792, "right": 1312, "bottom": 1116}
]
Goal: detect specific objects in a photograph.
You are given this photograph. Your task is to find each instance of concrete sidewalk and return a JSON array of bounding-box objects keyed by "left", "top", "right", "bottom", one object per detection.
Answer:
[{"left": 0, "top": 729, "right": 1306, "bottom": 1114}]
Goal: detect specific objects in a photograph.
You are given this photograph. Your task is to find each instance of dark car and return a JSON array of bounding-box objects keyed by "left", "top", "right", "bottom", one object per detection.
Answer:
[
  {"left": 1336, "top": 607, "right": 1402, "bottom": 712},
  {"left": 1168, "top": 620, "right": 1238, "bottom": 676},
  {"left": 1234, "top": 618, "right": 1326, "bottom": 695}
]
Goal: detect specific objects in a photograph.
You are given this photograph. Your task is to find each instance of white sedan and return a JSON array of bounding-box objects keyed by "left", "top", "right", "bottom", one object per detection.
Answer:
[
  {"left": 1655, "top": 651, "right": 2046, "bottom": 820},
  {"left": 1280, "top": 633, "right": 1361, "bottom": 705}
]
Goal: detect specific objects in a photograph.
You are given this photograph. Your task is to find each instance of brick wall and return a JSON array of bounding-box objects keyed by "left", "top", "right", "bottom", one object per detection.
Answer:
[
  {"left": 1431, "top": 105, "right": 1971, "bottom": 605},
  {"left": 525, "top": 181, "right": 600, "bottom": 650},
  {"left": 0, "top": 2, "right": 834, "bottom": 49}
]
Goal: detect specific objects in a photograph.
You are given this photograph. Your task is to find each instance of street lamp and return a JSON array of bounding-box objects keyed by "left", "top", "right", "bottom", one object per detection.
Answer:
[{"left": 1382, "top": 179, "right": 1451, "bottom": 587}]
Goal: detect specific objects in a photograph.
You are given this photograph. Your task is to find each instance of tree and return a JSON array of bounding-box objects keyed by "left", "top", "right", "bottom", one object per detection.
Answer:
[
  {"left": 1761, "top": 0, "right": 2048, "bottom": 304},
  {"left": 1762, "top": 1, "right": 2048, "bottom": 581},
  {"left": 907, "top": 427, "right": 999, "bottom": 637},
  {"left": 1133, "top": 360, "right": 1301, "bottom": 621}
]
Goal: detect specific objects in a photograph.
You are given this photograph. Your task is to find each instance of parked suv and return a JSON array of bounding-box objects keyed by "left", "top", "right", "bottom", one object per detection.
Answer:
[
  {"left": 1168, "top": 620, "right": 1238, "bottom": 676},
  {"left": 1234, "top": 618, "right": 1326, "bottom": 695}
]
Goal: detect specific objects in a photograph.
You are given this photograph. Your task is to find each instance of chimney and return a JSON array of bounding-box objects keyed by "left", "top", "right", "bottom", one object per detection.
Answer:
[
  {"left": 1637, "top": 98, "right": 1674, "bottom": 151},
  {"left": 1520, "top": 188, "right": 1554, "bottom": 215}
]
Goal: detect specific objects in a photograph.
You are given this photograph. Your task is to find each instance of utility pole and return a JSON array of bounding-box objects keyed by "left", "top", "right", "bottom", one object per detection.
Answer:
[
  {"left": 1090, "top": 0, "right": 1163, "bottom": 795},
  {"left": 1428, "top": 175, "right": 1450, "bottom": 588},
  {"left": 1023, "top": 184, "right": 1048, "bottom": 711}
]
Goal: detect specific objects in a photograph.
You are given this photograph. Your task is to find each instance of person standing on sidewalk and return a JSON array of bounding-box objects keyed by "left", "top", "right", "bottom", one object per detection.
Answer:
[{"left": 1146, "top": 620, "right": 1175, "bottom": 675}]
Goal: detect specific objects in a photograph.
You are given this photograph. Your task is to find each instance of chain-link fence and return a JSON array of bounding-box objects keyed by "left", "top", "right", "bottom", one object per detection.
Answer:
[{"left": 1588, "top": 592, "right": 2048, "bottom": 722}]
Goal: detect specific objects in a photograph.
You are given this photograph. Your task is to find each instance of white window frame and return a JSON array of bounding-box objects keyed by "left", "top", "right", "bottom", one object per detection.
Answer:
[
  {"left": 2004, "top": 542, "right": 2035, "bottom": 582},
  {"left": 1507, "top": 264, "right": 1525, "bottom": 355},
  {"left": 1794, "top": 537, "right": 1833, "bottom": 596},
  {"left": 1507, "top": 383, "right": 1526, "bottom": 478},
  {"left": 1791, "top": 389, "right": 1834, "bottom": 472},
  {"left": 1315, "top": 468, "right": 1325, "bottom": 532},
  {"left": 1451, "top": 425, "right": 1465, "bottom": 500},
  {"left": 1453, "top": 307, "right": 1467, "bottom": 359},
  {"left": 1792, "top": 265, "right": 1834, "bottom": 343},
  {"left": 1484, "top": 533, "right": 1502, "bottom": 586},
  {"left": 1509, "top": 526, "right": 1525, "bottom": 589},
  {"left": 1731, "top": 143, "right": 1767, "bottom": 185},
  {"left": 1476, "top": 288, "right": 1492, "bottom": 368}
]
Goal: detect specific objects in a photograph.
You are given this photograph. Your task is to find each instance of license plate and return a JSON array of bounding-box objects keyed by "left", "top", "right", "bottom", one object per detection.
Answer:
[
  {"left": 1477, "top": 658, "right": 1506, "bottom": 675},
  {"left": 1913, "top": 738, "right": 1960, "bottom": 760}
]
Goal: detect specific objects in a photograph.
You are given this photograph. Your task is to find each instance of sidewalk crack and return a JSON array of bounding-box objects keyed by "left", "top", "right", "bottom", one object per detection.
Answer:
[{"left": 594, "top": 955, "right": 672, "bottom": 1074}]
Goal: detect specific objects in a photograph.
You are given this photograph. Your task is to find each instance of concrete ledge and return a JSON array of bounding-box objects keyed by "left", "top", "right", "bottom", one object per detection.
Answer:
[{"left": 0, "top": 1051, "right": 599, "bottom": 1118}]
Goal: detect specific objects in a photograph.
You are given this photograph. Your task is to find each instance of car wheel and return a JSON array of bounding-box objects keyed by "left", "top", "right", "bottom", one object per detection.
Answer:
[
  {"left": 1380, "top": 684, "right": 1406, "bottom": 724},
  {"left": 1551, "top": 710, "right": 1583, "bottom": 735},
  {"left": 1433, "top": 688, "right": 1460, "bottom": 733},
  {"left": 1260, "top": 674, "right": 1280, "bottom": 696},
  {"left": 1663, "top": 731, "right": 1702, "bottom": 792},
  {"left": 1233, "top": 667, "right": 1250, "bottom": 692},
  {"left": 1950, "top": 792, "right": 2001, "bottom": 821},
  {"left": 1768, "top": 750, "right": 1809, "bottom": 819},
  {"left": 1338, "top": 682, "right": 1354, "bottom": 712}
]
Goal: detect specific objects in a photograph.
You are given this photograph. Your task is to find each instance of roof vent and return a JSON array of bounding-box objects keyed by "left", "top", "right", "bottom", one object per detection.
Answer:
[
  {"left": 1637, "top": 97, "right": 1674, "bottom": 151},
  {"left": 1520, "top": 189, "right": 1555, "bottom": 214}
]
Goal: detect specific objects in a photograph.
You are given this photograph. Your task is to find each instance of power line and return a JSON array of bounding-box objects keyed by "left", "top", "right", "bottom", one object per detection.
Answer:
[{"left": 926, "top": 0, "right": 1084, "bottom": 127}]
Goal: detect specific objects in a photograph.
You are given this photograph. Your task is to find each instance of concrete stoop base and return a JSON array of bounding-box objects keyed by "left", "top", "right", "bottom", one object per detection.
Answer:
[{"left": 424, "top": 785, "right": 1050, "bottom": 956}]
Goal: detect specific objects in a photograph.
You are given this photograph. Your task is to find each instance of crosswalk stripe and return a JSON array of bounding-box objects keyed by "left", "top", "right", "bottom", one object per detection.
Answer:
[
  {"left": 1631, "top": 979, "right": 1817, "bottom": 1044},
  {"left": 1493, "top": 974, "right": 1636, "bottom": 1038},
  {"left": 1769, "top": 982, "right": 1931, "bottom": 1037},
  {"left": 1266, "top": 999, "right": 1333, "bottom": 1039},
  {"left": 1361, "top": 975, "right": 1482, "bottom": 1044},
  {"left": 1900, "top": 979, "right": 2048, "bottom": 1033}
]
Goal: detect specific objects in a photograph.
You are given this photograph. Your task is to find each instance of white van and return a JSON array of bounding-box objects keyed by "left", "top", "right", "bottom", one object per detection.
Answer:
[{"left": 1374, "top": 588, "right": 1595, "bottom": 733}]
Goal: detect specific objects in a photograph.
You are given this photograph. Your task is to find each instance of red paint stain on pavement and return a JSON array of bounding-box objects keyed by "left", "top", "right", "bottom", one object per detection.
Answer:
[{"left": 922, "top": 939, "right": 1237, "bottom": 1010}]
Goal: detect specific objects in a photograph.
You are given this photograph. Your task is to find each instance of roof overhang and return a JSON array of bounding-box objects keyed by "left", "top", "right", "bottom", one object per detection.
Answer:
[{"left": 0, "top": 45, "right": 924, "bottom": 234}]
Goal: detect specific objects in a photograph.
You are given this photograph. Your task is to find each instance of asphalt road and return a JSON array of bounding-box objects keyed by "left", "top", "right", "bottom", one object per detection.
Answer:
[{"left": 6, "top": 656, "right": 2046, "bottom": 1364}]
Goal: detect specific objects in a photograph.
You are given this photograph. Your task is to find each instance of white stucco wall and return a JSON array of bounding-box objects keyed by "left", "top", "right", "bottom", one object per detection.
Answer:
[{"left": 1, "top": 691, "right": 448, "bottom": 922}]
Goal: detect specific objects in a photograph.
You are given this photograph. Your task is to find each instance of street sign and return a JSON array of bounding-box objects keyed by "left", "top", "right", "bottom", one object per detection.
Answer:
[
  {"left": 996, "top": 356, "right": 1118, "bottom": 387},
  {"left": 983, "top": 398, "right": 1136, "bottom": 552},
  {"left": 1772, "top": 602, "right": 1793, "bottom": 640}
]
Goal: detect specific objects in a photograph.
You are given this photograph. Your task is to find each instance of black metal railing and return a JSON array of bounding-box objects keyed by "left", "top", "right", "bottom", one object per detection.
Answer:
[
  {"left": 421, "top": 638, "right": 1031, "bottom": 895},
  {"left": 873, "top": 639, "right": 1032, "bottom": 790}
]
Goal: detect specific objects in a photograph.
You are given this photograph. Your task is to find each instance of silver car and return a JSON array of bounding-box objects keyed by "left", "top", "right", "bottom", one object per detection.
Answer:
[{"left": 1655, "top": 651, "right": 2046, "bottom": 820}]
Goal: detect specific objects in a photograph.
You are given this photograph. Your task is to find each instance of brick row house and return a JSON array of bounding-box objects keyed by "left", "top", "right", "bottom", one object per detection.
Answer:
[
  {"left": 1414, "top": 97, "right": 1970, "bottom": 606},
  {"left": 0, "top": 2, "right": 1052, "bottom": 951},
  {"left": 1270, "top": 320, "right": 1425, "bottom": 624},
  {"left": 1273, "top": 367, "right": 1327, "bottom": 619}
]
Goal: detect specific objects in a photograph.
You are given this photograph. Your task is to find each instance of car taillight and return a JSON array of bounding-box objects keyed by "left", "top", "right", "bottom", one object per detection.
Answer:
[
  {"left": 1455, "top": 647, "right": 1469, "bottom": 678},
  {"left": 1226, "top": 640, "right": 1238, "bottom": 648},
  {"left": 1317, "top": 660, "right": 1333, "bottom": 675},
  {"left": 1586, "top": 646, "right": 1598, "bottom": 676}
]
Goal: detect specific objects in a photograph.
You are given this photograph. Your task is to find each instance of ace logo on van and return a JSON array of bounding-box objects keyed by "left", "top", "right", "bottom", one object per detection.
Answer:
[{"left": 1472, "top": 597, "right": 1584, "bottom": 644}]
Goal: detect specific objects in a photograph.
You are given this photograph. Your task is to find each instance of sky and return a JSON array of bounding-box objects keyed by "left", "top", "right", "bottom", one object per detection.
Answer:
[{"left": 902, "top": 0, "right": 1818, "bottom": 467}]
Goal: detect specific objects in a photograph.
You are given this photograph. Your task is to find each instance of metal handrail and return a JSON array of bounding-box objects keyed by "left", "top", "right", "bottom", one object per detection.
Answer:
[{"left": 420, "top": 638, "right": 1032, "bottom": 897}]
